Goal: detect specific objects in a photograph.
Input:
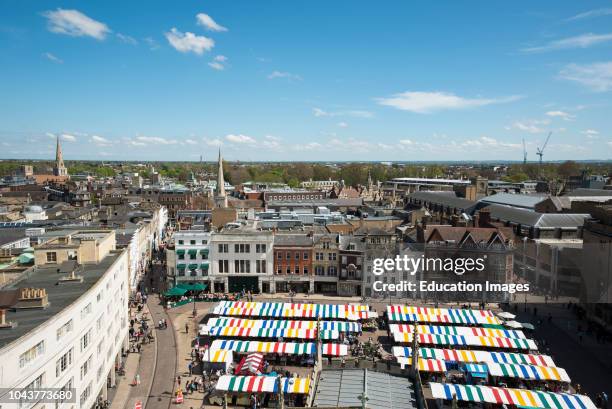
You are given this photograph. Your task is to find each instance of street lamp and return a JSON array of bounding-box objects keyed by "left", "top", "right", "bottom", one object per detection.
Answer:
[{"left": 192, "top": 293, "right": 197, "bottom": 317}]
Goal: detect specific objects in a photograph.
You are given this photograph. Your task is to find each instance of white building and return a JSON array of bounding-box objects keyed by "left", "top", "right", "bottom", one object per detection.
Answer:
[
  {"left": 0, "top": 244, "right": 129, "bottom": 409},
  {"left": 209, "top": 227, "right": 274, "bottom": 293},
  {"left": 174, "top": 230, "right": 212, "bottom": 285},
  {"left": 23, "top": 205, "right": 48, "bottom": 223}
]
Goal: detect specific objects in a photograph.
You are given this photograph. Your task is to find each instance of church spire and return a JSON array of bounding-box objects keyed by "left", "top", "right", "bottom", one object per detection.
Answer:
[
  {"left": 214, "top": 148, "right": 227, "bottom": 208},
  {"left": 53, "top": 135, "right": 68, "bottom": 177}
]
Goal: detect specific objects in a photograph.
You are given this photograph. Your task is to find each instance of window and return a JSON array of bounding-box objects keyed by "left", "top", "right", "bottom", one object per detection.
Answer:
[
  {"left": 286, "top": 252, "right": 290, "bottom": 260},
  {"left": 234, "top": 244, "right": 251, "bottom": 253},
  {"left": 80, "top": 381, "right": 92, "bottom": 406},
  {"left": 323, "top": 242, "right": 330, "bottom": 249},
  {"left": 218, "top": 260, "right": 229, "bottom": 273},
  {"left": 256, "top": 260, "right": 266, "bottom": 274},
  {"left": 234, "top": 260, "right": 251, "bottom": 273},
  {"left": 218, "top": 244, "right": 228, "bottom": 253},
  {"left": 316, "top": 252, "right": 323, "bottom": 261},
  {"left": 328, "top": 266, "right": 337, "bottom": 276},
  {"left": 56, "top": 348, "right": 73, "bottom": 377},
  {"left": 256, "top": 244, "right": 266, "bottom": 253},
  {"left": 303, "top": 252, "right": 309, "bottom": 260},
  {"left": 81, "top": 303, "right": 92, "bottom": 318},
  {"left": 56, "top": 378, "right": 73, "bottom": 409},
  {"left": 295, "top": 252, "right": 300, "bottom": 260},
  {"left": 315, "top": 266, "right": 324, "bottom": 276},
  {"left": 178, "top": 253, "right": 185, "bottom": 260},
  {"left": 80, "top": 355, "right": 92, "bottom": 380},
  {"left": 303, "top": 266, "right": 309, "bottom": 275},
  {"left": 21, "top": 374, "right": 44, "bottom": 408},
  {"left": 81, "top": 329, "right": 92, "bottom": 351},
  {"left": 277, "top": 252, "right": 282, "bottom": 260},
  {"left": 328, "top": 253, "right": 337, "bottom": 261},
  {"left": 178, "top": 240, "right": 184, "bottom": 245},
  {"left": 19, "top": 341, "right": 45, "bottom": 368},
  {"left": 201, "top": 240, "right": 207, "bottom": 244},
  {"left": 46, "top": 252, "right": 57, "bottom": 262},
  {"left": 56, "top": 320, "right": 73, "bottom": 341},
  {"left": 190, "top": 240, "right": 196, "bottom": 245},
  {"left": 189, "top": 253, "right": 196, "bottom": 260}
]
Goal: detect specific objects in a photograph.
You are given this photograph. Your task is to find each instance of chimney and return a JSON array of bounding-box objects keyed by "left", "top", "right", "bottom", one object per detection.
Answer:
[
  {"left": 450, "top": 214, "right": 459, "bottom": 227},
  {"left": 473, "top": 213, "right": 480, "bottom": 228},
  {"left": 0, "top": 309, "right": 16, "bottom": 329},
  {"left": 478, "top": 209, "right": 491, "bottom": 227}
]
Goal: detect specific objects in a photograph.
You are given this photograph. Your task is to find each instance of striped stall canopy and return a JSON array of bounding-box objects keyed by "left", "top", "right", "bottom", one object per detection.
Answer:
[
  {"left": 464, "top": 363, "right": 489, "bottom": 374},
  {"left": 202, "top": 349, "right": 232, "bottom": 363},
  {"left": 320, "top": 330, "right": 340, "bottom": 340},
  {"left": 206, "top": 317, "right": 318, "bottom": 330},
  {"left": 280, "top": 377, "right": 311, "bottom": 394},
  {"left": 214, "top": 376, "right": 310, "bottom": 394},
  {"left": 396, "top": 357, "right": 447, "bottom": 372},
  {"left": 391, "top": 347, "right": 556, "bottom": 368},
  {"left": 204, "top": 317, "right": 361, "bottom": 333},
  {"left": 488, "top": 363, "right": 571, "bottom": 383},
  {"left": 212, "top": 301, "right": 376, "bottom": 320},
  {"left": 486, "top": 351, "right": 555, "bottom": 367},
  {"left": 430, "top": 383, "right": 596, "bottom": 409},
  {"left": 242, "top": 353, "right": 264, "bottom": 375},
  {"left": 210, "top": 340, "right": 315, "bottom": 355},
  {"left": 387, "top": 305, "right": 501, "bottom": 325},
  {"left": 321, "top": 343, "right": 349, "bottom": 356},
  {"left": 389, "top": 324, "right": 526, "bottom": 339},
  {"left": 393, "top": 332, "right": 537, "bottom": 350},
  {"left": 215, "top": 376, "right": 277, "bottom": 393},
  {"left": 207, "top": 326, "right": 317, "bottom": 340}
]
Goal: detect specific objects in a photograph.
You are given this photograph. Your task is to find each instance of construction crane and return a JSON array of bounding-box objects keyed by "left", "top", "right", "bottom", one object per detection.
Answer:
[
  {"left": 522, "top": 138, "right": 527, "bottom": 164},
  {"left": 536, "top": 131, "right": 552, "bottom": 178}
]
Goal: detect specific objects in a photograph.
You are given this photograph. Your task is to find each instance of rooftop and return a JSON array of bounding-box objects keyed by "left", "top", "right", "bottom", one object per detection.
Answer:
[
  {"left": 0, "top": 251, "right": 122, "bottom": 350},
  {"left": 479, "top": 193, "right": 548, "bottom": 209},
  {"left": 313, "top": 369, "right": 417, "bottom": 409},
  {"left": 484, "top": 204, "right": 590, "bottom": 229}
]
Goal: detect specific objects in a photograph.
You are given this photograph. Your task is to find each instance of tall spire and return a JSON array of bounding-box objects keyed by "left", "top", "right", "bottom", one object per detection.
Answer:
[
  {"left": 53, "top": 135, "right": 68, "bottom": 177},
  {"left": 214, "top": 148, "right": 227, "bottom": 208}
]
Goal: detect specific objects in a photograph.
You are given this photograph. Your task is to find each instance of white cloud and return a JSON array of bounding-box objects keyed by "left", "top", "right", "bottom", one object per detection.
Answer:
[
  {"left": 312, "top": 107, "right": 373, "bottom": 119},
  {"left": 337, "top": 122, "right": 348, "bottom": 128},
  {"left": 376, "top": 91, "right": 521, "bottom": 114},
  {"left": 545, "top": 110, "right": 574, "bottom": 120},
  {"left": 135, "top": 136, "right": 177, "bottom": 145},
  {"left": 144, "top": 37, "right": 159, "bottom": 50},
  {"left": 203, "top": 138, "right": 223, "bottom": 147},
  {"left": 399, "top": 139, "right": 414, "bottom": 146},
  {"left": 116, "top": 33, "right": 138, "bottom": 45},
  {"left": 225, "top": 134, "right": 256, "bottom": 144},
  {"left": 262, "top": 135, "right": 282, "bottom": 150},
  {"left": 184, "top": 139, "right": 198, "bottom": 145},
  {"left": 581, "top": 129, "right": 600, "bottom": 139},
  {"left": 196, "top": 13, "right": 228, "bottom": 32},
  {"left": 61, "top": 133, "right": 76, "bottom": 142},
  {"left": 511, "top": 119, "right": 550, "bottom": 134},
  {"left": 165, "top": 28, "right": 214, "bottom": 55},
  {"left": 91, "top": 135, "right": 111, "bottom": 146},
  {"left": 208, "top": 55, "right": 228, "bottom": 70},
  {"left": 43, "top": 52, "right": 63, "bottom": 64},
  {"left": 522, "top": 33, "right": 612, "bottom": 53},
  {"left": 43, "top": 9, "right": 110, "bottom": 40},
  {"left": 559, "top": 62, "right": 612, "bottom": 92},
  {"left": 565, "top": 8, "right": 612, "bottom": 21},
  {"left": 268, "top": 71, "right": 302, "bottom": 81}
]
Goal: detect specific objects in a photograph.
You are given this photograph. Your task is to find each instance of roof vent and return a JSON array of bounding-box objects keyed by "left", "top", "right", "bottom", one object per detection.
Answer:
[{"left": 58, "top": 269, "right": 84, "bottom": 284}]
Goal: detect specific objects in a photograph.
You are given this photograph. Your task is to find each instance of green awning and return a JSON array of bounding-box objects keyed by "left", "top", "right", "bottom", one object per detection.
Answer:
[
  {"left": 188, "top": 249, "right": 198, "bottom": 255},
  {"left": 177, "top": 264, "right": 186, "bottom": 270},
  {"left": 176, "top": 283, "right": 207, "bottom": 291},
  {"left": 200, "top": 249, "right": 209, "bottom": 255},
  {"left": 176, "top": 249, "right": 186, "bottom": 255},
  {"left": 164, "top": 287, "right": 187, "bottom": 297},
  {"left": 188, "top": 263, "right": 198, "bottom": 269},
  {"left": 200, "top": 263, "right": 209, "bottom": 270}
]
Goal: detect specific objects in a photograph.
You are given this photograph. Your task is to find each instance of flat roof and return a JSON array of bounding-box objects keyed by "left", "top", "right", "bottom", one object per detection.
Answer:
[{"left": 0, "top": 251, "right": 122, "bottom": 350}]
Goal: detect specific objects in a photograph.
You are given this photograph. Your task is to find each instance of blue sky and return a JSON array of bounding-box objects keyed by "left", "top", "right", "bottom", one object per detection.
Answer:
[{"left": 0, "top": 0, "right": 611, "bottom": 161}]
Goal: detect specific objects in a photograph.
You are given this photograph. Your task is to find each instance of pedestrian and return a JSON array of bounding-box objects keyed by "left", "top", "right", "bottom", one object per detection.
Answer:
[
  {"left": 177, "top": 375, "right": 181, "bottom": 387},
  {"left": 188, "top": 361, "right": 193, "bottom": 375},
  {"left": 185, "top": 323, "right": 189, "bottom": 334}
]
